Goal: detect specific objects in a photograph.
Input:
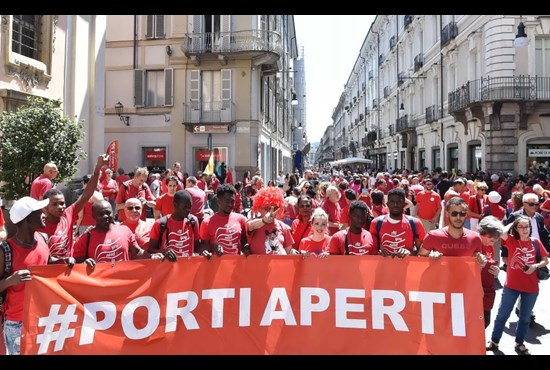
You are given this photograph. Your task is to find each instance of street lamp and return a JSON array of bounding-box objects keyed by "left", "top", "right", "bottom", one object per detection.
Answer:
[
  {"left": 115, "top": 101, "right": 130, "bottom": 126},
  {"left": 514, "top": 17, "right": 529, "bottom": 48}
]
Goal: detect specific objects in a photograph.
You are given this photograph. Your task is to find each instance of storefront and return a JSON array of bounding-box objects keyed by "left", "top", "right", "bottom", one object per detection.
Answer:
[
  {"left": 143, "top": 147, "right": 166, "bottom": 173},
  {"left": 194, "top": 147, "right": 228, "bottom": 177},
  {"left": 527, "top": 147, "right": 550, "bottom": 171}
]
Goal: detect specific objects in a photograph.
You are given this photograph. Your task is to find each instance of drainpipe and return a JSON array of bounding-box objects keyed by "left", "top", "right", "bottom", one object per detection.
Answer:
[
  {"left": 133, "top": 15, "right": 137, "bottom": 69},
  {"left": 370, "top": 26, "right": 381, "bottom": 170},
  {"left": 439, "top": 15, "right": 445, "bottom": 169}
]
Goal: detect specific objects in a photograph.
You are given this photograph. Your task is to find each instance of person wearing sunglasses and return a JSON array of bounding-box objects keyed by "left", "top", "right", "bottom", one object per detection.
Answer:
[
  {"left": 290, "top": 195, "right": 314, "bottom": 250},
  {"left": 466, "top": 181, "right": 489, "bottom": 231},
  {"left": 418, "top": 196, "right": 487, "bottom": 267},
  {"left": 500, "top": 192, "right": 550, "bottom": 327},
  {"left": 121, "top": 198, "right": 155, "bottom": 251}
]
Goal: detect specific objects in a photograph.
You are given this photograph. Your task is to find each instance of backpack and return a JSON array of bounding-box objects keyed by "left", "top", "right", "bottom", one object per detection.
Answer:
[
  {"left": 0, "top": 232, "right": 48, "bottom": 308},
  {"left": 373, "top": 216, "right": 419, "bottom": 248},
  {"left": 0, "top": 240, "right": 13, "bottom": 307},
  {"left": 532, "top": 239, "right": 550, "bottom": 281},
  {"left": 158, "top": 215, "right": 196, "bottom": 249}
]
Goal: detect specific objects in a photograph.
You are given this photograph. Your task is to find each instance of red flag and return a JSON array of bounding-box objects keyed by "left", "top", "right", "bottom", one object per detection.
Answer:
[{"left": 105, "top": 140, "right": 118, "bottom": 172}]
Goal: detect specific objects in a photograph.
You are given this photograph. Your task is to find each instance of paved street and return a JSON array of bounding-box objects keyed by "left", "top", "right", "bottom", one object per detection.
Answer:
[{"left": 485, "top": 271, "right": 550, "bottom": 355}]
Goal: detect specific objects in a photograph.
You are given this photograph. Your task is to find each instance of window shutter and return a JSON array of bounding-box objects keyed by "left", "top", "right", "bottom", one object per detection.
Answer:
[
  {"left": 221, "top": 69, "right": 231, "bottom": 121},
  {"left": 164, "top": 68, "right": 173, "bottom": 106},
  {"left": 220, "top": 15, "right": 231, "bottom": 51},
  {"left": 189, "top": 70, "right": 200, "bottom": 123},
  {"left": 192, "top": 15, "right": 202, "bottom": 50},
  {"left": 145, "top": 15, "right": 154, "bottom": 39},
  {"left": 155, "top": 15, "right": 165, "bottom": 38},
  {"left": 134, "top": 69, "right": 145, "bottom": 107}
]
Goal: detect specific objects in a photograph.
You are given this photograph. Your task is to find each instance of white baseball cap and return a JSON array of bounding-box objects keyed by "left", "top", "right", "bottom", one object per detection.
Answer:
[
  {"left": 9, "top": 196, "right": 49, "bottom": 224},
  {"left": 488, "top": 191, "right": 502, "bottom": 204}
]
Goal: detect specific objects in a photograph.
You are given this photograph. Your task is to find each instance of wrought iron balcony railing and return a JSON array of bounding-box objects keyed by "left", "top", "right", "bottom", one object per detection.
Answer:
[
  {"left": 182, "top": 100, "right": 235, "bottom": 124},
  {"left": 404, "top": 15, "right": 414, "bottom": 28},
  {"left": 182, "top": 30, "right": 282, "bottom": 56},
  {"left": 448, "top": 75, "right": 550, "bottom": 113},
  {"left": 396, "top": 115, "right": 416, "bottom": 132},
  {"left": 425, "top": 105, "right": 441, "bottom": 123},
  {"left": 414, "top": 53, "right": 424, "bottom": 72},
  {"left": 441, "top": 22, "right": 458, "bottom": 47}
]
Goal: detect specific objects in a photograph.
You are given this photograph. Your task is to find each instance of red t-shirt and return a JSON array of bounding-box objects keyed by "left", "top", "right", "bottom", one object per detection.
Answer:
[
  {"left": 291, "top": 217, "right": 313, "bottom": 249},
  {"left": 415, "top": 190, "right": 441, "bottom": 220},
  {"left": 502, "top": 237, "right": 548, "bottom": 293},
  {"left": 299, "top": 235, "right": 330, "bottom": 254},
  {"left": 72, "top": 224, "right": 136, "bottom": 263},
  {"left": 30, "top": 174, "right": 52, "bottom": 200},
  {"left": 199, "top": 213, "right": 247, "bottom": 254},
  {"left": 370, "top": 215, "right": 426, "bottom": 253},
  {"left": 3, "top": 234, "right": 50, "bottom": 321},
  {"left": 185, "top": 187, "right": 207, "bottom": 220},
  {"left": 154, "top": 193, "right": 175, "bottom": 217},
  {"left": 0, "top": 210, "right": 4, "bottom": 227},
  {"left": 322, "top": 200, "right": 341, "bottom": 236},
  {"left": 100, "top": 178, "right": 118, "bottom": 201},
  {"left": 150, "top": 215, "right": 199, "bottom": 257},
  {"left": 481, "top": 242, "right": 498, "bottom": 311},
  {"left": 81, "top": 201, "right": 95, "bottom": 227},
  {"left": 422, "top": 227, "right": 482, "bottom": 257},
  {"left": 121, "top": 219, "right": 154, "bottom": 250},
  {"left": 247, "top": 219, "right": 294, "bottom": 255},
  {"left": 38, "top": 203, "right": 78, "bottom": 258},
  {"left": 116, "top": 174, "right": 130, "bottom": 185},
  {"left": 115, "top": 180, "right": 155, "bottom": 221},
  {"left": 328, "top": 228, "right": 377, "bottom": 255}
]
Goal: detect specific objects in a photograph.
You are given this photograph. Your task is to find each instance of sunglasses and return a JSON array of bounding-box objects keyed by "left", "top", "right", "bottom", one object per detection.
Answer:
[
  {"left": 299, "top": 204, "right": 312, "bottom": 208},
  {"left": 126, "top": 206, "right": 142, "bottom": 211},
  {"left": 524, "top": 202, "right": 539, "bottom": 207},
  {"left": 449, "top": 211, "right": 467, "bottom": 217}
]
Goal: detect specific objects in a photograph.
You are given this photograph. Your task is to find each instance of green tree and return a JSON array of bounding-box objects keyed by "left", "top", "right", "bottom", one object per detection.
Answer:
[{"left": 0, "top": 97, "right": 86, "bottom": 200}]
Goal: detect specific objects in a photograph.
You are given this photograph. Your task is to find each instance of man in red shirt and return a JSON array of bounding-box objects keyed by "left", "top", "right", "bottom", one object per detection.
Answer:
[
  {"left": 418, "top": 196, "right": 487, "bottom": 267},
  {"left": 149, "top": 190, "right": 202, "bottom": 257},
  {"left": 329, "top": 201, "right": 377, "bottom": 255},
  {"left": 38, "top": 155, "right": 108, "bottom": 260},
  {"left": 200, "top": 184, "right": 247, "bottom": 255},
  {"left": 121, "top": 198, "right": 155, "bottom": 251},
  {"left": 115, "top": 167, "right": 130, "bottom": 185},
  {"left": 415, "top": 177, "right": 442, "bottom": 232},
  {"left": 115, "top": 167, "right": 156, "bottom": 222},
  {"left": 30, "top": 162, "right": 58, "bottom": 200},
  {"left": 1, "top": 196, "right": 73, "bottom": 355},
  {"left": 370, "top": 188, "right": 426, "bottom": 257}
]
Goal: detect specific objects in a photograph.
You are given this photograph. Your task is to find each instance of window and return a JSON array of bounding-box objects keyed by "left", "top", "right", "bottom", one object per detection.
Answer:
[
  {"left": 134, "top": 69, "right": 173, "bottom": 107},
  {"left": 12, "top": 15, "right": 41, "bottom": 59},
  {"left": 419, "top": 149, "right": 426, "bottom": 169},
  {"left": 187, "top": 69, "right": 232, "bottom": 123},
  {"left": 535, "top": 38, "right": 550, "bottom": 77},
  {"left": 145, "top": 15, "right": 165, "bottom": 39},
  {"left": 448, "top": 146, "right": 459, "bottom": 171},
  {"left": 433, "top": 148, "right": 440, "bottom": 169},
  {"left": 468, "top": 144, "right": 482, "bottom": 172},
  {"left": 2, "top": 15, "right": 55, "bottom": 90}
]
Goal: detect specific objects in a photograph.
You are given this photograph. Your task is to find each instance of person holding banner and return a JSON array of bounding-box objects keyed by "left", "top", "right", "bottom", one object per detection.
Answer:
[
  {"left": 149, "top": 190, "right": 202, "bottom": 257},
  {"left": 1, "top": 197, "right": 74, "bottom": 355},
  {"left": 72, "top": 200, "right": 175, "bottom": 267},
  {"left": 417, "top": 196, "right": 487, "bottom": 266},
  {"left": 328, "top": 200, "right": 377, "bottom": 255},
  {"left": 121, "top": 198, "right": 155, "bottom": 251},
  {"left": 246, "top": 186, "right": 295, "bottom": 255},
  {"left": 200, "top": 184, "right": 248, "bottom": 256}
]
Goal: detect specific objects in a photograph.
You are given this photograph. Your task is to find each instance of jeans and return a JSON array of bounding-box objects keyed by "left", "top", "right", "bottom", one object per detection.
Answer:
[
  {"left": 490, "top": 286, "right": 538, "bottom": 345},
  {"left": 3, "top": 320, "right": 22, "bottom": 355}
]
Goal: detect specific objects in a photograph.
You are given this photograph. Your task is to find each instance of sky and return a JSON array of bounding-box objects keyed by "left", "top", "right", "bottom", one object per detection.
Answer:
[{"left": 294, "top": 15, "right": 376, "bottom": 144}]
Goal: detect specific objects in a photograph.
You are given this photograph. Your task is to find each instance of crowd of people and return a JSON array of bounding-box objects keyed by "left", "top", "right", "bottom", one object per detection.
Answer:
[{"left": 0, "top": 161, "right": 549, "bottom": 355}]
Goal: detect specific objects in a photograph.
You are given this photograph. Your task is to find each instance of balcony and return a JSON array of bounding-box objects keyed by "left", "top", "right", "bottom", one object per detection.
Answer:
[
  {"left": 379, "top": 53, "right": 385, "bottom": 65},
  {"left": 441, "top": 22, "right": 458, "bottom": 47},
  {"left": 367, "top": 130, "right": 377, "bottom": 145},
  {"left": 396, "top": 115, "right": 416, "bottom": 132},
  {"left": 390, "top": 36, "right": 397, "bottom": 50},
  {"left": 448, "top": 76, "right": 550, "bottom": 114},
  {"left": 182, "top": 100, "right": 236, "bottom": 129},
  {"left": 359, "top": 113, "right": 364, "bottom": 121},
  {"left": 425, "top": 105, "right": 441, "bottom": 123},
  {"left": 398, "top": 72, "right": 405, "bottom": 86},
  {"left": 182, "top": 30, "right": 282, "bottom": 67},
  {"left": 384, "top": 86, "right": 391, "bottom": 98},
  {"left": 388, "top": 124, "right": 395, "bottom": 137},
  {"left": 372, "top": 98, "right": 378, "bottom": 108},
  {"left": 404, "top": 15, "right": 414, "bottom": 28},
  {"left": 414, "top": 53, "right": 424, "bottom": 72}
]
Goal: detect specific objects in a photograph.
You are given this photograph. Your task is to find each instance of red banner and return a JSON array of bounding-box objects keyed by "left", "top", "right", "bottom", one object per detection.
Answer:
[
  {"left": 22, "top": 256, "right": 485, "bottom": 355},
  {"left": 145, "top": 150, "right": 165, "bottom": 162},
  {"left": 105, "top": 140, "right": 118, "bottom": 171}
]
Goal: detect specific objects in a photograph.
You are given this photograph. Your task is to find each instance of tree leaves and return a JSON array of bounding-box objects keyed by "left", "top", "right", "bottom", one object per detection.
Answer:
[{"left": 0, "top": 96, "right": 86, "bottom": 200}]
